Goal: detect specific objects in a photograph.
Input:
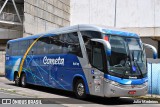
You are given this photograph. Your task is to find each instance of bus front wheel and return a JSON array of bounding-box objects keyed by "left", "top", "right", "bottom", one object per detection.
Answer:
[
  {"left": 74, "top": 79, "right": 86, "bottom": 99},
  {"left": 20, "top": 73, "right": 27, "bottom": 88}
]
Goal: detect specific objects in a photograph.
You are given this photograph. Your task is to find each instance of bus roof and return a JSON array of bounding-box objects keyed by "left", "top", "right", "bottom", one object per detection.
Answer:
[{"left": 8, "top": 24, "right": 139, "bottom": 43}]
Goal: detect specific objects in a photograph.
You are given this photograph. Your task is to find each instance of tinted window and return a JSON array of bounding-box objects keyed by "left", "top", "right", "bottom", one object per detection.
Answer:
[
  {"left": 6, "top": 43, "right": 11, "bottom": 55},
  {"left": 28, "top": 37, "right": 50, "bottom": 55},
  {"left": 9, "top": 33, "right": 82, "bottom": 56},
  {"left": 29, "top": 39, "right": 35, "bottom": 55},
  {"left": 92, "top": 47, "right": 103, "bottom": 71},
  {"left": 12, "top": 42, "right": 19, "bottom": 56},
  {"left": 81, "top": 31, "right": 102, "bottom": 63},
  {"left": 37, "top": 37, "right": 50, "bottom": 54},
  {"left": 19, "top": 40, "right": 29, "bottom": 55},
  {"left": 63, "top": 32, "right": 82, "bottom": 57},
  {"left": 48, "top": 35, "right": 63, "bottom": 54}
]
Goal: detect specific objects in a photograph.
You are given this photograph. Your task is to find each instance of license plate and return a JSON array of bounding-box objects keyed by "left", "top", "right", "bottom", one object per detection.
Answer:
[{"left": 128, "top": 90, "right": 136, "bottom": 95}]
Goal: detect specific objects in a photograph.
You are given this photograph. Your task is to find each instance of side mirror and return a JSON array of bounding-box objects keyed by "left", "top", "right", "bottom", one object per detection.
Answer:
[
  {"left": 91, "top": 39, "right": 111, "bottom": 56},
  {"left": 143, "top": 43, "right": 157, "bottom": 59}
]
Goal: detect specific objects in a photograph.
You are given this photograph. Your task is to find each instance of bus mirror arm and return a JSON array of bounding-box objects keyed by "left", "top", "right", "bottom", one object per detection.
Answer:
[
  {"left": 143, "top": 43, "right": 157, "bottom": 59},
  {"left": 91, "top": 39, "right": 111, "bottom": 56}
]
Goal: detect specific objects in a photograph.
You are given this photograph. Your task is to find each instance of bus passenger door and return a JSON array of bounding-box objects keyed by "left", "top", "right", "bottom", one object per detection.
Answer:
[{"left": 88, "top": 42, "right": 105, "bottom": 96}]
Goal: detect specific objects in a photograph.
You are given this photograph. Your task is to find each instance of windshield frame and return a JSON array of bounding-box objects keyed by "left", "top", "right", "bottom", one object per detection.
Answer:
[{"left": 105, "top": 35, "right": 147, "bottom": 79}]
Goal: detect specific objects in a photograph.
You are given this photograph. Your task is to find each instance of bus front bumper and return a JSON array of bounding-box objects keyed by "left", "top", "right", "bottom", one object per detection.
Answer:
[{"left": 104, "top": 81, "right": 148, "bottom": 97}]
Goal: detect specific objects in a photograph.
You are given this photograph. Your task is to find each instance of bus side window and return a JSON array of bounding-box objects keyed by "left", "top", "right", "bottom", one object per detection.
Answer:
[
  {"left": 6, "top": 43, "right": 11, "bottom": 55},
  {"left": 62, "top": 34, "right": 69, "bottom": 53},
  {"left": 48, "top": 35, "right": 63, "bottom": 54},
  {"left": 37, "top": 37, "right": 49, "bottom": 54},
  {"left": 7, "top": 43, "right": 10, "bottom": 49},
  {"left": 19, "top": 40, "right": 29, "bottom": 56},
  {"left": 64, "top": 32, "right": 82, "bottom": 57},
  {"left": 12, "top": 42, "right": 19, "bottom": 56},
  {"left": 91, "top": 45, "right": 104, "bottom": 71},
  {"left": 82, "top": 35, "right": 91, "bottom": 63},
  {"left": 81, "top": 31, "right": 102, "bottom": 63},
  {"left": 29, "top": 39, "right": 35, "bottom": 55}
]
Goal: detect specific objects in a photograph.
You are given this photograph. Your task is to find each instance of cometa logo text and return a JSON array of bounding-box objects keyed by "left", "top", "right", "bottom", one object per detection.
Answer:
[{"left": 43, "top": 56, "right": 64, "bottom": 65}]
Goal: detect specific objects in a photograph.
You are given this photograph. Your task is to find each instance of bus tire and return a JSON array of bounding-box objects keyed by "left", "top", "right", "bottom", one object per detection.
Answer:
[
  {"left": 74, "top": 79, "right": 86, "bottom": 99},
  {"left": 20, "top": 73, "right": 27, "bottom": 88},
  {"left": 14, "top": 73, "right": 20, "bottom": 86}
]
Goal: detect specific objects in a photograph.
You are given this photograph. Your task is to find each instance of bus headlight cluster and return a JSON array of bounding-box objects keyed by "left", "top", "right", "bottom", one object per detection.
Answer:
[
  {"left": 104, "top": 78, "right": 148, "bottom": 88},
  {"left": 104, "top": 78, "right": 120, "bottom": 86},
  {"left": 110, "top": 81, "right": 120, "bottom": 86},
  {"left": 143, "top": 82, "right": 148, "bottom": 86}
]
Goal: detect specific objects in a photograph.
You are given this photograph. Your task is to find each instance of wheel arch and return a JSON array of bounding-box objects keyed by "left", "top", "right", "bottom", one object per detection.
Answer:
[
  {"left": 20, "top": 71, "right": 27, "bottom": 79},
  {"left": 14, "top": 71, "right": 27, "bottom": 79},
  {"left": 14, "top": 71, "right": 18, "bottom": 81},
  {"left": 21, "top": 71, "right": 26, "bottom": 76},
  {"left": 72, "top": 74, "right": 90, "bottom": 94}
]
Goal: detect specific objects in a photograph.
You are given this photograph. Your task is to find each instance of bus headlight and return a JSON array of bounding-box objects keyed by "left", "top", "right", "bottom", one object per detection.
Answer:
[
  {"left": 143, "top": 82, "right": 148, "bottom": 86},
  {"left": 103, "top": 78, "right": 120, "bottom": 86},
  {"left": 110, "top": 81, "right": 120, "bottom": 86}
]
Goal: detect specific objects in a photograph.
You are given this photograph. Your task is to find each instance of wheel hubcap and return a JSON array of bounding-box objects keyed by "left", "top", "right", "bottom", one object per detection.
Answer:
[{"left": 77, "top": 83, "right": 84, "bottom": 96}]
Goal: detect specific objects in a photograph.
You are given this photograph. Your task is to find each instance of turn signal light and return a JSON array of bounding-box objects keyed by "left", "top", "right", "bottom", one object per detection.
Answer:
[{"left": 104, "top": 36, "right": 109, "bottom": 41}]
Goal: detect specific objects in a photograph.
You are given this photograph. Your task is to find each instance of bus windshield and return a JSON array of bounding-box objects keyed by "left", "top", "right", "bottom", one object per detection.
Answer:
[{"left": 107, "top": 35, "right": 146, "bottom": 79}]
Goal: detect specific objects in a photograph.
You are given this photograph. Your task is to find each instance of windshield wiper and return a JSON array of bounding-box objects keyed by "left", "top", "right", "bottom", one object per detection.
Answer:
[
  {"left": 120, "top": 63, "right": 129, "bottom": 79},
  {"left": 131, "top": 50, "right": 144, "bottom": 78},
  {"left": 121, "top": 56, "right": 131, "bottom": 78},
  {"left": 133, "top": 60, "right": 143, "bottom": 78}
]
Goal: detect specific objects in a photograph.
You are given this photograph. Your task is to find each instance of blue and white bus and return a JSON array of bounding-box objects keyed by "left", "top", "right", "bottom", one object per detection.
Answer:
[{"left": 5, "top": 25, "right": 157, "bottom": 98}]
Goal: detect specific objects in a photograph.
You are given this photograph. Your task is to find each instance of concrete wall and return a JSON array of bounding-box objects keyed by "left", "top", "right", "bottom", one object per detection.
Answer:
[
  {"left": 71, "top": 0, "right": 115, "bottom": 26},
  {"left": 71, "top": 0, "right": 160, "bottom": 37},
  {"left": 71, "top": 0, "right": 160, "bottom": 58},
  {"left": 0, "top": 51, "right": 5, "bottom": 75},
  {"left": 0, "top": 28, "right": 22, "bottom": 39},
  {"left": 24, "top": 0, "right": 70, "bottom": 36}
]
